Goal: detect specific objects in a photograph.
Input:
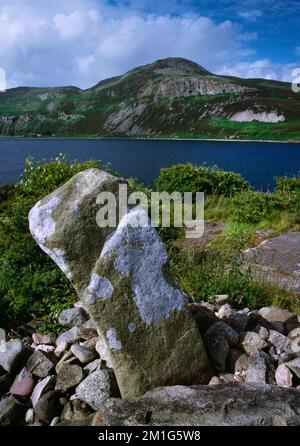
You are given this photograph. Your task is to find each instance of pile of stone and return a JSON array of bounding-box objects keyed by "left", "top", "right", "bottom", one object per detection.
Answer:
[
  {"left": 0, "top": 300, "right": 300, "bottom": 426},
  {"left": 190, "top": 296, "right": 300, "bottom": 389}
]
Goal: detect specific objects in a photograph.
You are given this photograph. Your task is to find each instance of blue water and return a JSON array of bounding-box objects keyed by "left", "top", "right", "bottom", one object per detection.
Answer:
[{"left": 0, "top": 138, "right": 300, "bottom": 190}]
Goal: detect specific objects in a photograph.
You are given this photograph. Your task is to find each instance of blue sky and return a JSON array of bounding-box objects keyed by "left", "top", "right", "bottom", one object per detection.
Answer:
[{"left": 0, "top": 0, "right": 299, "bottom": 88}]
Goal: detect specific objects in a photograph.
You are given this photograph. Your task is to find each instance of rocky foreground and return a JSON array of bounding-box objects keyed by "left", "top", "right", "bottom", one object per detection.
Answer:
[
  {"left": 0, "top": 299, "right": 300, "bottom": 426},
  {"left": 1, "top": 168, "right": 300, "bottom": 426}
]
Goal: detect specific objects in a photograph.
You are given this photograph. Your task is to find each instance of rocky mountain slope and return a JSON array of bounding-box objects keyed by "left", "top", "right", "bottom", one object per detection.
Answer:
[{"left": 0, "top": 57, "right": 300, "bottom": 140}]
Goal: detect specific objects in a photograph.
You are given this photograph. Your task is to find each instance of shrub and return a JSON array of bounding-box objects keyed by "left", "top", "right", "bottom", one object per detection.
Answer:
[
  {"left": 275, "top": 175, "right": 300, "bottom": 194},
  {"left": 156, "top": 163, "right": 250, "bottom": 197}
]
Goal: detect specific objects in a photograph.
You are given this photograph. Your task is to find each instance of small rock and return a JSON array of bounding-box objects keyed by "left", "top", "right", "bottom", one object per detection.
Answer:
[
  {"left": 54, "top": 341, "right": 68, "bottom": 357},
  {"left": 61, "top": 402, "right": 73, "bottom": 420},
  {"left": 288, "top": 327, "right": 300, "bottom": 340},
  {"left": 205, "top": 321, "right": 239, "bottom": 347},
  {"left": 25, "top": 408, "right": 34, "bottom": 424},
  {"left": 253, "top": 325, "right": 269, "bottom": 341},
  {"left": 34, "top": 390, "right": 62, "bottom": 424},
  {"left": 59, "top": 308, "right": 89, "bottom": 329},
  {"left": 32, "top": 333, "right": 56, "bottom": 345},
  {"left": 26, "top": 350, "right": 55, "bottom": 378},
  {"left": 199, "top": 301, "right": 216, "bottom": 312},
  {"left": 83, "top": 319, "right": 97, "bottom": 330},
  {"left": 216, "top": 304, "right": 233, "bottom": 319},
  {"left": 259, "top": 306, "right": 297, "bottom": 324},
  {"left": 71, "top": 344, "right": 97, "bottom": 364},
  {"left": 275, "top": 364, "right": 293, "bottom": 387},
  {"left": 285, "top": 357, "right": 300, "bottom": 379},
  {"left": 242, "top": 332, "right": 267, "bottom": 355},
  {"left": 31, "top": 376, "right": 56, "bottom": 408},
  {"left": 268, "top": 330, "right": 292, "bottom": 354},
  {"left": 214, "top": 295, "right": 229, "bottom": 306},
  {"left": 0, "top": 396, "right": 27, "bottom": 426},
  {"left": 80, "top": 337, "right": 98, "bottom": 350},
  {"left": 74, "top": 300, "right": 84, "bottom": 308},
  {"left": 76, "top": 370, "right": 119, "bottom": 411},
  {"left": 219, "top": 373, "right": 242, "bottom": 383},
  {"left": 10, "top": 367, "right": 35, "bottom": 397},
  {"left": 234, "top": 353, "right": 250, "bottom": 375},
  {"left": 56, "top": 363, "right": 84, "bottom": 391},
  {"left": 204, "top": 332, "right": 229, "bottom": 372},
  {"left": 56, "top": 326, "right": 97, "bottom": 347},
  {"left": 208, "top": 376, "right": 221, "bottom": 385},
  {"left": 84, "top": 359, "right": 101, "bottom": 375},
  {"left": 35, "top": 345, "right": 55, "bottom": 353},
  {"left": 245, "top": 352, "right": 267, "bottom": 384},
  {"left": 0, "top": 339, "right": 25, "bottom": 373},
  {"left": 278, "top": 352, "right": 297, "bottom": 365},
  {"left": 50, "top": 417, "right": 60, "bottom": 426}
]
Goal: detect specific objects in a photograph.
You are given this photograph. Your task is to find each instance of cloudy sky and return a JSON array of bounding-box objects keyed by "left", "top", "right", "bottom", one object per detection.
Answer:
[{"left": 1, "top": 0, "right": 299, "bottom": 88}]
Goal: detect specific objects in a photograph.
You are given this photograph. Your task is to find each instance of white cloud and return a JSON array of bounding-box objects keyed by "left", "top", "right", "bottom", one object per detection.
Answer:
[
  {"left": 220, "top": 59, "right": 297, "bottom": 82},
  {"left": 0, "top": 0, "right": 294, "bottom": 88},
  {"left": 238, "top": 10, "right": 262, "bottom": 21},
  {"left": 296, "top": 47, "right": 300, "bottom": 56}
]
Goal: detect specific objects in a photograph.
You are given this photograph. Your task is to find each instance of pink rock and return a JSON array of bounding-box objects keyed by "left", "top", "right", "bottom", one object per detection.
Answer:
[
  {"left": 32, "top": 333, "right": 56, "bottom": 345},
  {"left": 275, "top": 364, "right": 293, "bottom": 387},
  {"left": 10, "top": 368, "right": 35, "bottom": 396}
]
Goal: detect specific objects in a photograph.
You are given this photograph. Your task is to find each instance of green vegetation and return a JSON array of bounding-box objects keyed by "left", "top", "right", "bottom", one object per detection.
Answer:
[{"left": 1, "top": 158, "right": 300, "bottom": 332}]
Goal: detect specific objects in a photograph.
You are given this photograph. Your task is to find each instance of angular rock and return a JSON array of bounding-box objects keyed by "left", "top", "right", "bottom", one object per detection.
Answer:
[
  {"left": 26, "top": 350, "right": 55, "bottom": 378},
  {"left": 25, "top": 408, "right": 35, "bottom": 424},
  {"left": 208, "top": 376, "right": 222, "bottom": 385},
  {"left": 0, "top": 339, "right": 25, "bottom": 373},
  {"left": 253, "top": 325, "right": 269, "bottom": 341},
  {"left": 245, "top": 352, "right": 267, "bottom": 384},
  {"left": 234, "top": 353, "right": 250, "bottom": 375},
  {"left": 225, "top": 312, "right": 249, "bottom": 333},
  {"left": 259, "top": 306, "right": 297, "bottom": 325},
  {"left": 70, "top": 344, "right": 97, "bottom": 364},
  {"left": 31, "top": 375, "right": 56, "bottom": 407},
  {"left": 0, "top": 396, "right": 27, "bottom": 426},
  {"left": 10, "top": 367, "right": 35, "bottom": 397},
  {"left": 59, "top": 308, "right": 88, "bottom": 328},
  {"left": 275, "top": 364, "right": 293, "bottom": 387},
  {"left": 35, "top": 345, "right": 55, "bottom": 353},
  {"left": 29, "top": 169, "right": 212, "bottom": 397},
  {"left": 205, "top": 321, "right": 239, "bottom": 347},
  {"left": 242, "top": 332, "right": 268, "bottom": 355},
  {"left": 288, "top": 327, "right": 300, "bottom": 340},
  {"left": 216, "top": 303, "right": 233, "bottom": 319},
  {"left": 32, "top": 333, "right": 56, "bottom": 345},
  {"left": 84, "top": 359, "right": 101, "bottom": 375},
  {"left": 56, "top": 326, "right": 97, "bottom": 348},
  {"left": 268, "top": 330, "right": 292, "bottom": 354},
  {"left": 76, "top": 369, "right": 119, "bottom": 411},
  {"left": 285, "top": 357, "right": 300, "bottom": 379},
  {"left": 102, "top": 383, "right": 300, "bottom": 426},
  {"left": 214, "top": 295, "right": 229, "bottom": 306},
  {"left": 56, "top": 363, "right": 84, "bottom": 391},
  {"left": 34, "top": 390, "right": 62, "bottom": 424}
]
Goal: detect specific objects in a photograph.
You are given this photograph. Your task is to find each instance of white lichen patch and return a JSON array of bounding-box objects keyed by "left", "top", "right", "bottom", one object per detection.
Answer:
[
  {"left": 29, "top": 196, "right": 61, "bottom": 245},
  {"left": 88, "top": 273, "right": 114, "bottom": 299},
  {"left": 101, "top": 207, "right": 187, "bottom": 325},
  {"left": 230, "top": 110, "right": 285, "bottom": 123},
  {"left": 106, "top": 328, "right": 122, "bottom": 351}
]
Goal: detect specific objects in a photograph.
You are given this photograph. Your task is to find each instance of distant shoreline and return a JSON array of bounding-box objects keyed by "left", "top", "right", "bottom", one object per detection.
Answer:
[{"left": 0, "top": 136, "right": 300, "bottom": 144}]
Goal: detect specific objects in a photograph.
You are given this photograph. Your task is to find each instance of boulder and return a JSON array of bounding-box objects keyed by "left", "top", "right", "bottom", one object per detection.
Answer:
[
  {"left": 204, "top": 332, "right": 229, "bottom": 372},
  {"left": 245, "top": 352, "right": 267, "bottom": 384},
  {"left": 187, "top": 303, "right": 219, "bottom": 336},
  {"left": 225, "top": 312, "right": 249, "bottom": 333},
  {"left": 0, "top": 339, "right": 25, "bottom": 373},
  {"left": 76, "top": 369, "right": 119, "bottom": 411},
  {"left": 205, "top": 321, "right": 239, "bottom": 347},
  {"left": 259, "top": 306, "right": 298, "bottom": 329},
  {"left": 29, "top": 169, "right": 212, "bottom": 398},
  {"left": 0, "top": 396, "right": 27, "bottom": 426},
  {"left": 101, "top": 383, "right": 300, "bottom": 426},
  {"left": 268, "top": 330, "right": 292, "bottom": 354},
  {"left": 58, "top": 308, "right": 89, "bottom": 328}
]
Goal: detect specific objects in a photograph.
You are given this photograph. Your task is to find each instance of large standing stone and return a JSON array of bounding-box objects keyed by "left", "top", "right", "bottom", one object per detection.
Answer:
[{"left": 29, "top": 169, "right": 212, "bottom": 398}]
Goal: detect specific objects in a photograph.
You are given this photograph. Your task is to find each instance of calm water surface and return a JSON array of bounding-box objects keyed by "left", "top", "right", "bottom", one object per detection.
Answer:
[{"left": 1, "top": 138, "right": 300, "bottom": 190}]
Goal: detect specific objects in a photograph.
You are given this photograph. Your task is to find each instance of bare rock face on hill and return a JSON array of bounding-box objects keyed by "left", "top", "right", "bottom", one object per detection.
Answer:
[{"left": 28, "top": 168, "right": 212, "bottom": 398}]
